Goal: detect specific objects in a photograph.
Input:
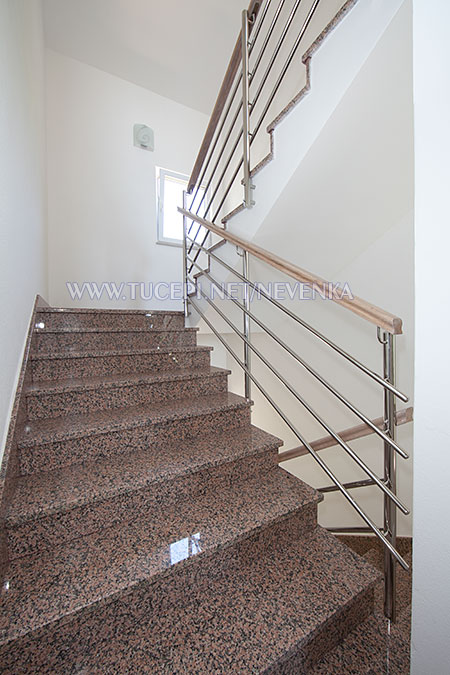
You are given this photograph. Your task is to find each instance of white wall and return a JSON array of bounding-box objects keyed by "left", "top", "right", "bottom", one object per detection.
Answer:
[
  {"left": 411, "top": 0, "right": 450, "bottom": 671},
  {"left": 0, "top": 0, "right": 48, "bottom": 461},
  {"left": 46, "top": 50, "right": 208, "bottom": 310}
]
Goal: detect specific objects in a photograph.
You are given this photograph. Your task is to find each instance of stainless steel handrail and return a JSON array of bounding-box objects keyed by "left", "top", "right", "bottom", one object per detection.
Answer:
[
  {"left": 186, "top": 255, "right": 409, "bottom": 515},
  {"left": 187, "top": 293, "right": 409, "bottom": 571},
  {"left": 250, "top": 0, "right": 287, "bottom": 77},
  {"left": 191, "top": 0, "right": 310, "bottom": 226},
  {"left": 186, "top": 234, "right": 408, "bottom": 402},
  {"left": 188, "top": 0, "right": 272, "bottom": 215},
  {"left": 251, "top": 0, "right": 322, "bottom": 140},
  {"left": 189, "top": 0, "right": 323, "bottom": 221},
  {"left": 184, "top": 0, "right": 409, "bottom": 621},
  {"left": 187, "top": 253, "right": 409, "bottom": 464},
  {"left": 249, "top": 0, "right": 306, "bottom": 114}
]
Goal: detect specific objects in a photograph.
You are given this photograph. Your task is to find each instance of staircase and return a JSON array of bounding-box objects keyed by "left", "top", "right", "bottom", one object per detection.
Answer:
[{"left": 0, "top": 306, "right": 381, "bottom": 672}]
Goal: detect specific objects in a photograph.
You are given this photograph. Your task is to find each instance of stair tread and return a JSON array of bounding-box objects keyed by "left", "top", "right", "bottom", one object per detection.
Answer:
[
  {"left": 365, "top": 548, "right": 412, "bottom": 618},
  {"left": 2, "top": 526, "right": 379, "bottom": 671},
  {"left": 31, "top": 345, "right": 213, "bottom": 361},
  {"left": 312, "top": 561, "right": 412, "bottom": 673},
  {"left": 310, "top": 607, "right": 411, "bottom": 674},
  {"left": 25, "top": 366, "right": 229, "bottom": 395},
  {"left": 18, "top": 392, "right": 251, "bottom": 448},
  {"left": 0, "top": 468, "right": 326, "bottom": 644},
  {"left": 310, "top": 546, "right": 412, "bottom": 673},
  {"left": 7, "top": 426, "right": 282, "bottom": 525}
]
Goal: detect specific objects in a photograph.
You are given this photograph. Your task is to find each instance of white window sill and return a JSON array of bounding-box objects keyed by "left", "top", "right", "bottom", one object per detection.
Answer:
[{"left": 156, "top": 239, "right": 183, "bottom": 248}]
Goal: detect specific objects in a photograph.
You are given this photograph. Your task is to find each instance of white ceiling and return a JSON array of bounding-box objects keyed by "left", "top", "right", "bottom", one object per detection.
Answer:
[{"left": 43, "top": 0, "right": 246, "bottom": 114}]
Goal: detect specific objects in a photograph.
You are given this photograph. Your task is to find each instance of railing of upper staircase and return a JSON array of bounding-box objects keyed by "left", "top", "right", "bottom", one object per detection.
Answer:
[{"left": 180, "top": 0, "right": 411, "bottom": 622}]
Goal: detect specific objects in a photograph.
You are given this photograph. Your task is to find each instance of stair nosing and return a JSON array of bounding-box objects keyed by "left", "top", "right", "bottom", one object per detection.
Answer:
[
  {"left": 30, "top": 345, "right": 213, "bottom": 362},
  {"left": 36, "top": 308, "right": 185, "bottom": 315},
  {"left": 34, "top": 326, "right": 198, "bottom": 335}
]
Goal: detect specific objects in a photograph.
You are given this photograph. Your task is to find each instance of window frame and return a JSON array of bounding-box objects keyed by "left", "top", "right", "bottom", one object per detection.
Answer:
[{"left": 156, "top": 167, "right": 209, "bottom": 248}]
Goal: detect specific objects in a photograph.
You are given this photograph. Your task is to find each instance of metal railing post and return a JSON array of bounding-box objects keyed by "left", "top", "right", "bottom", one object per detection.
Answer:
[
  {"left": 182, "top": 191, "right": 190, "bottom": 318},
  {"left": 241, "top": 10, "right": 255, "bottom": 209},
  {"left": 379, "top": 328, "right": 397, "bottom": 621},
  {"left": 242, "top": 249, "right": 251, "bottom": 400}
]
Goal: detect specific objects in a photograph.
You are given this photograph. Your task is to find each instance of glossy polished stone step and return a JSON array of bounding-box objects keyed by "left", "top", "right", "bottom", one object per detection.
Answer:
[
  {"left": 32, "top": 326, "right": 198, "bottom": 355},
  {"left": 0, "top": 468, "right": 322, "bottom": 651},
  {"left": 35, "top": 308, "right": 185, "bottom": 331},
  {"left": 18, "top": 392, "right": 252, "bottom": 474},
  {"left": 6, "top": 426, "right": 282, "bottom": 558},
  {"left": 311, "top": 550, "right": 412, "bottom": 674},
  {"left": 25, "top": 367, "right": 229, "bottom": 420},
  {"left": 30, "top": 345, "right": 212, "bottom": 381},
  {"left": 0, "top": 523, "right": 379, "bottom": 673}
]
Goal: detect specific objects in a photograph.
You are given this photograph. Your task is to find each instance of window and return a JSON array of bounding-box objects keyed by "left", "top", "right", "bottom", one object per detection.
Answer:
[{"left": 156, "top": 167, "right": 207, "bottom": 246}]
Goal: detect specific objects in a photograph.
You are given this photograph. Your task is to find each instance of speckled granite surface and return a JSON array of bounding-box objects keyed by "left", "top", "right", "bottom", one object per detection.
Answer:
[
  {"left": 31, "top": 345, "right": 213, "bottom": 380},
  {"left": 18, "top": 392, "right": 252, "bottom": 474},
  {"left": 25, "top": 366, "right": 230, "bottom": 419},
  {"left": 0, "top": 306, "right": 383, "bottom": 672},
  {"left": 311, "top": 544, "right": 412, "bottom": 674},
  {"left": 35, "top": 307, "right": 185, "bottom": 331}
]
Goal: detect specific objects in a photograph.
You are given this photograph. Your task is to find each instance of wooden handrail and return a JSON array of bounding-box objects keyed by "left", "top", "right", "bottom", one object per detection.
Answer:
[
  {"left": 179, "top": 208, "right": 403, "bottom": 334},
  {"left": 277, "top": 406, "right": 413, "bottom": 463},
  {"left": 187, "top": 0, "right": 262, "bottom": 195}
]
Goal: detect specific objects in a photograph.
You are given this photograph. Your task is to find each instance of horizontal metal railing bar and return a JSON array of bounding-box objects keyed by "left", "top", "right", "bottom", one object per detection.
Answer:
[
  {"left": 319, "top": 477, "right": 381, "bottom": 494},
  {"left": 188, "top": 295, "right": 409, "bottom": 571},
  {"left": 249, "top": 0, "right": 273, "bottom": 47},
  {"left": 189, "top": 0, "right": 276, "bottom": 216},
  {"left": 251, "top": 0, "right": 322, "bottom": 142},
  {"left": 250, "top": 0, "right": 287, "bottom": 79},
  {"left": 189, "top": 81, "right": 244, "bottom": 221},
  {"left": 249, "top": 0, "right": 305, "bottom": 116},
  {"left": 194, "top": 0, "right": 301, "bottom": 225},
  {"left": 187, "top": 0, "right": 262, "bottom": 194},
  {"left": 188, "top": 75, "right": 242, "bottom": 216},
  {"left": 185, "top": 234, "right": 408, "bottom": 401},
  {"left": 187, "top": 256, "right": 409, "bottom": 515},
  {"left": 185, "top": 250, "right": 408, "bottom": 461},
  {"left": 190, "top": 269, "right": 409, "bottom": 514},
  {"left": 278, "top": 407, "right": 414, "bottom": 463},
  {"left": 180, "top": 209, "right": 403, "bottom": 334},
  {"left": 327, "top": 527, "right": 380, "bottom": 534}
]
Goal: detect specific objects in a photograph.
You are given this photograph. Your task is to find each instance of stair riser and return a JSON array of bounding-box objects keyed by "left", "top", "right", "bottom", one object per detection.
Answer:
[
  {"left": 35, "top": 312, "right": 185, "bottom": 332},
  {"left": 7, "top": 449, "right": 278, "bottom": 559},
  {"left": 19, "top": 406, "right": 251, "bottom": 475},
  {"left": 0, "top": 508, "right": 319, "bottom": 671},
  {"left": 31, "top": 349, "right": 211, "bottom": 381},
  {"left": 26, "top": 372, "right": 228, "bottom": 420},
  {"left": 32, "top": 329, "right": 197, "bottom": 355}
]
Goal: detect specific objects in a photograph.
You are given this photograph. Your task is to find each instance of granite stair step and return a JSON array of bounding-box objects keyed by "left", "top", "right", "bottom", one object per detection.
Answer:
[
  {"left": 5, "top": 426, "right": 282, "bottom": 558},
  {"left": 25, "top": 366, "right": 229, "bottom": 420},
  {"left": 363, "top": 547, "right": 412, "bottom": 619},
  {"left": 30, "top": 345, "right": 213, "bottom": 381},
  {"left": 32, "top": 326, "right": 198, "bottom": 355},
  {"left": 0, "top": 468, "right": 324, "bottom": 656},
  {"left": 35, "top": 308, "right": 185, "bottom": 331},
  {"left": 0, "top": 519, "right": 380, "bottom": 673},
  {"left": 18, "top": 392, "right": 252, "bottom": 474},
  {"left": 310, "top": 549, "right": 412, "bottom": 674}
]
